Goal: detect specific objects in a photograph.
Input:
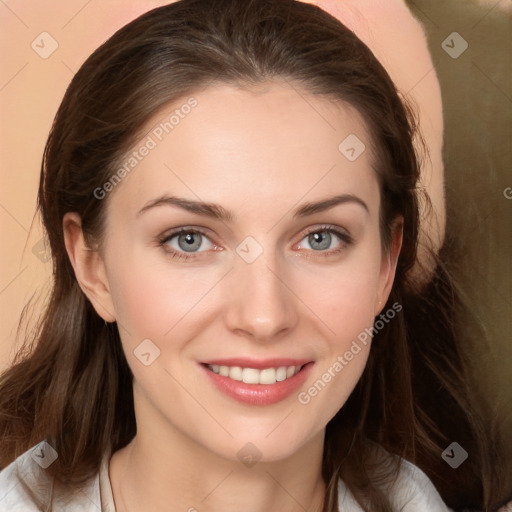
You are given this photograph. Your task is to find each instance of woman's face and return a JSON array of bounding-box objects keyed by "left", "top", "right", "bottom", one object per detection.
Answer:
[{"left": 75, "top": 81, "right": 400, "bottom": 462}]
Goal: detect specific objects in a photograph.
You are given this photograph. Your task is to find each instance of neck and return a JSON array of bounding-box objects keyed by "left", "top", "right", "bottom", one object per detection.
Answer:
[{"left": 109, "top": 425, "right": 326, "bottom": 512}]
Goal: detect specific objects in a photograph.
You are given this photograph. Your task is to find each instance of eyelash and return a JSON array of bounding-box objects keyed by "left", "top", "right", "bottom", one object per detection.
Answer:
[{"left": 157, "top": 225, "right": 353, "bottom": 262}]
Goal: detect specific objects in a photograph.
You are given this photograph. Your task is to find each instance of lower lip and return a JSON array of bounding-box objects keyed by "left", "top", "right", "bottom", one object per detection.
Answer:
[{"left": 200, "top": 363, "right": 314, "bottom": 406}]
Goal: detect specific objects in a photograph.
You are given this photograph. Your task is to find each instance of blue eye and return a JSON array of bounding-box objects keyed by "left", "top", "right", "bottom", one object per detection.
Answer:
[
  {"left": 304, "top": 231, "right": 335, "bottom": 251},
  {"left": 297, "top": 226, "right": 352, "bottom": 256},
  {"left": 158, "top": 225, "right": 352, "bottom": 262},
  {"left": 159, "top": 229, "right": 215, "bottom": 260}
]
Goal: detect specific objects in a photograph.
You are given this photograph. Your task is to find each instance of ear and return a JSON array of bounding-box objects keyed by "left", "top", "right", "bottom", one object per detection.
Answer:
[
  {"left": 375, "top": 216, "right": 403, "bottom": 315},
  {"left": 62, "top": 212, "right": 116, "bottom": 322}
]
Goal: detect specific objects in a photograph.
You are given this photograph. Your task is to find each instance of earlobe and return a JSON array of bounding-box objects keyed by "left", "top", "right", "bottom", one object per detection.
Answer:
[
  {"left": 62, "top": 212, "right": 116, "bottom": 323},
  {"left": 375, "top": 217, "right": 403, "bottom": 315}
]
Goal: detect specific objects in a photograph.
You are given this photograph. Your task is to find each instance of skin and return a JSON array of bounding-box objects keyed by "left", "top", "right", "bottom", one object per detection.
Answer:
[{"left": 63, "top": 82, "right": 402, "bottom": 512}]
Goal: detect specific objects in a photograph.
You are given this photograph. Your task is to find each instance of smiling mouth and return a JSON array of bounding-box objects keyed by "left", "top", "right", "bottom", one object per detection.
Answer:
[
  {"left": 201, "top": 360, "right": 314, "bottom": 405},
  {"left": 204, "top": 363, "right": 307, "bottom": 385}
]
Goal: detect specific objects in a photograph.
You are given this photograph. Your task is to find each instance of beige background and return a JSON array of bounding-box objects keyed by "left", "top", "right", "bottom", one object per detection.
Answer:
[
  {"left": 1, "top": 0, "right": 511, "bottom": 468},
  {"left": 0, "top": 0, "right": 172, "bottom": 365}
]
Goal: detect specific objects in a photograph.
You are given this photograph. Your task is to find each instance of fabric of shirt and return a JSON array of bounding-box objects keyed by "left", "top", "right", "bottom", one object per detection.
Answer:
[{"left": 0, "top": 440, "right": 453, "bottom": 511}]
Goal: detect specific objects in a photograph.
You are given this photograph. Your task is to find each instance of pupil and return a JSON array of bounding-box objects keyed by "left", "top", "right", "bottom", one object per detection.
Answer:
[
  {"left": 310, "top": 231, "right": 330, "bottom": 250},
  {"left": 179, "top": 233, "right": 201, "bottom": 252}
]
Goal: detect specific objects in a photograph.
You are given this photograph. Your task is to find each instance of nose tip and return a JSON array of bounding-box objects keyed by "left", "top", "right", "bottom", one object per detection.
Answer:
[{"left": 223, "top": 258, "right": 298, "bottom": 343}]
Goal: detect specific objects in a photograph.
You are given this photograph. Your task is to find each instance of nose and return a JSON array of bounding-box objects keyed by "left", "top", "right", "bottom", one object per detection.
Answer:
[{"left": 223, "top": 250, "right": 299, "bottom": 343}]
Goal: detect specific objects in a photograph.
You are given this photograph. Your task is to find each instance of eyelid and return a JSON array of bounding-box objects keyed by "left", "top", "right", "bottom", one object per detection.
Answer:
[
  {"left": 298, "top": 224, "right": 352, "bottom": 243},
  {"left": 159, "top": 225, "right": 215, "bottom": 240}
]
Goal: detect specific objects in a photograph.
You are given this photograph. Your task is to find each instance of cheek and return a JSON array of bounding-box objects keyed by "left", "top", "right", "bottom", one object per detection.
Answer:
[
  {"left": 108, "top": 267, "right": 168, "bottom": 338},
  {"left": 301, "top": 248, "right": 382, "bottom": 337},
  {"left": 294, "top": 242, "right": 382, "bottom": 403},
  {"left": 307, "top": 275, "right": 377, "bottom": 382},
  {"left": 296, "top": 268, "right": 378, "bottom": 420},
  {"left": 105, "top": 244, "right": 217, "bottom": 342}
]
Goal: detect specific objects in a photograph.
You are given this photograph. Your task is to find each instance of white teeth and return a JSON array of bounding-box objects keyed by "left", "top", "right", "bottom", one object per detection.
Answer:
[
  {"left": 229, "top": 366, "right": 243, "bottom": 381},
  {"left": 259, "top": 368, "right": 276, "bottom": 385},
  {"left": 242, "top": 368, "right": 260, "bottom": 384},
  {"left": 207, "top": 364, "right": 303, "bottom": 384},
  {"left": 276, "top": 367, "right": 287, "bottom": 381}
]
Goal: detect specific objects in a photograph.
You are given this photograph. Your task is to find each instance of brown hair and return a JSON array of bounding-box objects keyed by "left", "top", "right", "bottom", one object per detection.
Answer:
[{"left": 0, "top": 0, "right": 506, "bottom": 510}]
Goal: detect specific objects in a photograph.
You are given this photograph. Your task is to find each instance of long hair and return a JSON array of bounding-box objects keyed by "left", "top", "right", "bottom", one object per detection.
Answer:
[{"left": 0, "top": 1, "right": 506, "bottom": 510}]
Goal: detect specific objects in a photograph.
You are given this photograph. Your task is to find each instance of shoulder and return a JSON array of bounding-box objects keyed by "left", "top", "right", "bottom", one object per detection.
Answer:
[
  {"left": 386, "top": 458, "right": 453, "bottom": 511},
  {"left": 338, "top": 448, "right": 453, "bottom": 511},
  {"left": 0, "top": 440, "right": 103, "bottom": 512}
]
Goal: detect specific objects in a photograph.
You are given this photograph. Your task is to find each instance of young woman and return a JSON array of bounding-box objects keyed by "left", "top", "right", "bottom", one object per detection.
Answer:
[{"left": 0, "top": 0, "right": 507, "bottom": 511}]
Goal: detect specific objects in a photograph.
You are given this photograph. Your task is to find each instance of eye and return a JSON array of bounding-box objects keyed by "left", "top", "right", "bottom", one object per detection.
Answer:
[
  {"left": 158, "top": 228, "right": 218, "bottom": 260},
  {"left": 296, "top": 225, "right": 352, "bottom": 256},
  {"left": 157, "top": 225, "right": 352, "bottom": 262}
]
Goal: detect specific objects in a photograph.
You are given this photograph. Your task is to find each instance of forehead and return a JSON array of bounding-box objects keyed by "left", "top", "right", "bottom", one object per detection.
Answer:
[{"left": 105, "top": 81, "right": 380, "bottom": 221}]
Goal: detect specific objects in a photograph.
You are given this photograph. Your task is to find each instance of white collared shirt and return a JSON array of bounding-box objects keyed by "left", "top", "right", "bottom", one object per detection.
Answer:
[{"left": 0, "top": 440, "right": 453, "bottom": 511}]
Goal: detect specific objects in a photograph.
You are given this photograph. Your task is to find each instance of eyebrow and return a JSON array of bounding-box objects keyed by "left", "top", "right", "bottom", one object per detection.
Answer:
[{"left": 136, "top": 193, "right": 369, "bottom": 221}]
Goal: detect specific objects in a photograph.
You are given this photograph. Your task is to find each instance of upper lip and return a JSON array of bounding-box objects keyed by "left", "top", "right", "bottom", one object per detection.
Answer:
[{"left": 201, "top": 358, "right": 313, "bottom": 370}]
